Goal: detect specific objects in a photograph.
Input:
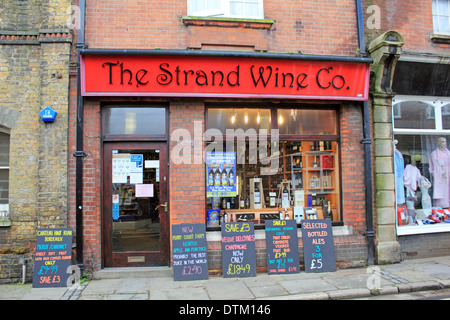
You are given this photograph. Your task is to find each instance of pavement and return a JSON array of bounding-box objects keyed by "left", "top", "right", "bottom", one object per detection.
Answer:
[{"left": 1, "top": 255, "right": 450, "bottom": 301}]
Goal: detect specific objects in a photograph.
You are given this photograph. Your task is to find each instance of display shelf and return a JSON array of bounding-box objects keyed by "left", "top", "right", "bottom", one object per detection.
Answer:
[{"left": 224, "top": 208, "right": 293, "bottom": 224}]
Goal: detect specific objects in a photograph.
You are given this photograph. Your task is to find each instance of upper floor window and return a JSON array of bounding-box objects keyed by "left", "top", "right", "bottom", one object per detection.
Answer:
[
  {"left": 432, "top": 0, "right": 450, "bottom": 34},
  {"left": 188, "top": 0, "right": 264, "bottom": 19}
]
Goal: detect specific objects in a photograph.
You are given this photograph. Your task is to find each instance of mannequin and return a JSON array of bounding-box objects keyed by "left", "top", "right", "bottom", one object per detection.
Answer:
[
  {"left": 394, "top": 140, "right": 405, "bottom": 204},
  {"left": 429, "top": 137, "right": 450, "bottom": 208}
]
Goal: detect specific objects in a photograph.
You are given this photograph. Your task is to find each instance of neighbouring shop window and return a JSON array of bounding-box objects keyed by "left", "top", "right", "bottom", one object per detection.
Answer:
[
  {"left": 393, "top": 97, "right": 450, "bottom": 230},
  {"left": 432, "top": 0, "right": 450, "bottom": 35},
  {"left": 205, "top": 106, "right": 341, "bottom": 228},
  {"left": 0, "top": 129, "right": 10, "bottom": 221},
  {"left": 188, "top": 0, "right": 264, "bottom": 19},
  {"left": 104, "top": 107, "right": 166, "bottom": 136}
]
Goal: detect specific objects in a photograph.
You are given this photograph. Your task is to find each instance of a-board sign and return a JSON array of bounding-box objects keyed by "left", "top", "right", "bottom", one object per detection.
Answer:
[
  {"left": 301, "top": 219, "right": 336, "bottom": 273},
  {"left": 265, "top": 219, "right": 300, "bottom": 274},
  {"left": 221, "top": 222, "right": 256, "bottom": 278},
  {"left": 172, "top": 223, "right": 208, "bottom": 281},
  {"left": 32, "top": 228, "right": 73, "bottom": 288}
]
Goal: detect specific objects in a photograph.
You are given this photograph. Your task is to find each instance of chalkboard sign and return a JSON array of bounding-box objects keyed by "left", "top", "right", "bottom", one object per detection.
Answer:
[
  {"left": 301, "top": 219, "right": 336, "bottom": 273},
  {"left": 172, "top": 223, "right": 209, "bottom": 281},
  {"left": 221, "top": 222, "right": 256, "bottom": 278},
  {"left": 265, "top": 219, "right": 300, "bottom": 274},
  {"left": 32, "top": 228, "right": 73, "bottom": 288}
]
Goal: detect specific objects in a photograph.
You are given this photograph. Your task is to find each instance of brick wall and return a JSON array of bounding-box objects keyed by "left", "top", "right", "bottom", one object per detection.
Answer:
[
  {"left": 67, "top": 98, "right": 102, "bottom": 272},
  {"left": 84, "top": 0, "right": 359, "bottom": 56},
  {"left": 364, "top": 0, "right": 449, "bottom": 54},
  {"left": 169, "top": 101, "right": 206, "bottom": 226},
  {"left": 0, "top": 0, "right": 72, "bottom": 283}
]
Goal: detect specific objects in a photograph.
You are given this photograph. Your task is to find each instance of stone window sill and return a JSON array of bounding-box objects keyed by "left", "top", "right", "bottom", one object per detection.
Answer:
[
  {"left": 430, "top": 33, "right": 450, "bottom": 44},
  {"left": 182, "top": 15, "right": 274, "bottom": 29},
  {"left": 0, "top": 218, "right": 11, "bottom": 227}
]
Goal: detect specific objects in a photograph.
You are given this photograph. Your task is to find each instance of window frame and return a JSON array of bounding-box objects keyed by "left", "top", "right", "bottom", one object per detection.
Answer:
[
  {"left": 392, "top": 95, "right": 450, "bottom": 235},
  {"left": 432, "top": 0, "right": 450, "bottom": 35},
  {"left": 392, "top": 95, "right": 450, "bottom": 135},
  {"left": 187, "top": 0, "right": 264, "bottom": 20},
  {"left": 0, "top": 127, "right": 10, "bottom": 226},
  {"left": 204, "top": 104, "right": 342, "bottom": 230}
]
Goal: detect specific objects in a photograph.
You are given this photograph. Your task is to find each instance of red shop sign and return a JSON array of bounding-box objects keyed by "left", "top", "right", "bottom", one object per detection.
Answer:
[{"left": 81, "top": 54, "right": 370, "bottom": 101}]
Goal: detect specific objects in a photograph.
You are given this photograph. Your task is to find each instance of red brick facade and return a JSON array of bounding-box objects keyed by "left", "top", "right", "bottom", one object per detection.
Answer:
[{"left": 69, "top": 0, "right": 371, "bottom": 271}]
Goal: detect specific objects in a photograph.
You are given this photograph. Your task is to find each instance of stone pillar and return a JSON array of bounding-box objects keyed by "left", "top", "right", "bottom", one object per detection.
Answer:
[{"left": 367, "top": 31, "right": 404, "bottom": 264}]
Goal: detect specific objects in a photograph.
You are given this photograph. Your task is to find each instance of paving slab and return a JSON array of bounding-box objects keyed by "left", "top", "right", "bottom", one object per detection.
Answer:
[
  {"left": 150, "top": 286, "right": 210, "bottom": 300},
  {"left": 248, "top": 284, "right": 289, "bottom": 298},
  {"left": 279, "top": 278, "right": 336, "bottom": 294},
  {"left": 81, "top": 278, "right": 120, "bottom": 295},
  {"left": 117, "top": 278, "right": 151, "bottom": 294},
  {"left": 21, "top": 287, "right": 67, "bottom": 300},
  {"left": 0, "top": 284, "right": 30, "bottom": 300},
  {"left": 412, "top": 263, "right": 450, "bottom": 280},
  {"left": 205, "top": 279, "right": 254, "bottom": 300}
]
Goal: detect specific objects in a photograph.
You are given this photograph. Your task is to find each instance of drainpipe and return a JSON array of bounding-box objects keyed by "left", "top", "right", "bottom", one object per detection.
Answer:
[
  {"left": 356, "top": 0, "right": 375, "bottom": 266},
  {"left": 73, "top": 0, "right": 87, "bottom": 273},
  {"left": 22, "top": 258, "right": 27, "bottom": 284}
]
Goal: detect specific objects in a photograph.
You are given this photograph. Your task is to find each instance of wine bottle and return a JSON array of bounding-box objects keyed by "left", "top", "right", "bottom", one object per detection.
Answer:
[{"left": 254, "top": 184, "right": 261, "bottom": 205}]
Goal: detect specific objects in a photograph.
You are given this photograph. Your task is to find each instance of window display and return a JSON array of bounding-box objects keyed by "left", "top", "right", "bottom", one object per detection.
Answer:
[
  {"left": 393, "top": 97, "right": 450, "bottom": 229},
  {"left": 205, "top": 106, "right": 341, "bottom": 227}
]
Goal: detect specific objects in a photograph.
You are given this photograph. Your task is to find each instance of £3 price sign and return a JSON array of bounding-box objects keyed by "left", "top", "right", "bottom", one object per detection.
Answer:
[
  {"left": 221, "top": 222, "right": 256, "bottom": 278},
  {"left": 32, "top": 228, "right": 73, "bottom": 288},
  {"left": 301, "top": 219, "right": 336, "bottom": 273}
]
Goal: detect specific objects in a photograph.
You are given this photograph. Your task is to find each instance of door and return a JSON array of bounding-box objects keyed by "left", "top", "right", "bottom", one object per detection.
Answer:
[{"left": 103, "top": 142, "right": 169, "bottom": 267}]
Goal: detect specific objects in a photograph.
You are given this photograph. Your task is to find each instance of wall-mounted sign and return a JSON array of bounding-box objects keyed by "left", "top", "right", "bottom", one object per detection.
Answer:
[
  {"left": 81, "top": 53, "right": 370, "bottom": 101},
  {"left": 40, "top": 106, "right": 57, "bottom": 123}
]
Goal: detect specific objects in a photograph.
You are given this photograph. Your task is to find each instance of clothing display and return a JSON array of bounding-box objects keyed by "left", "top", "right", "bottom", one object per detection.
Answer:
[
  {"left": 429, "top": 146, "right": 450, "bottom": 208},
  {"left": 403, "top": 164, "right": 422, "bottom": 194},
  {"left": 394, "top": 148, "right": 405, "bottom": 204}
]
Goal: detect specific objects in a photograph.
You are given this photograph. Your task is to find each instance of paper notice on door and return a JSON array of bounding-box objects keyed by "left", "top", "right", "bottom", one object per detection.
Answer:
[
  {"left": 129, "top": 154, "right": 143, "bottom": 184},
  {"left": 136, "top": 184, "right": 154, "bottom": 197},
  {"left": 112, "top": 153, "right": 130, "bottom": 183}
]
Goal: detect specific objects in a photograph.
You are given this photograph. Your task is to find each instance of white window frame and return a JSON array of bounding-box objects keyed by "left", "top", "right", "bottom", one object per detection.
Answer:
[
  {"left": 392, "top": 95, "right": 450, "bottom": 135},
  {"left": 392, "top": 95, "right": 450, "bottom": 235},
  {"left": 187, "top": 0, "right": 264, "bottom": 19},
  {"left": 432, "top": 0, "right": 450, "bottom": 35}
]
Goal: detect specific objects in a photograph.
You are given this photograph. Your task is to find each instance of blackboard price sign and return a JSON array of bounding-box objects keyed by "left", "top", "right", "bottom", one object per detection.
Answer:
[
  {"left": 221, "top": 222, "right": 256, "bottom": 278},
  {"left": 172, "top": 223, "right": 209, "bottom": 281},
  {"left": 301, "top": 219, "right": 336, "bottom": 273},
  {"left": 32, "top": 228, "right": 73, "bottom": 288},
  {"left": 265, "top": 219, "right": 300, "bottom": 274}
]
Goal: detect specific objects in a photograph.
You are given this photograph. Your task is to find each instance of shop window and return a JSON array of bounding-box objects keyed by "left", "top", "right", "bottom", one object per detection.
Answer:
[
  {"left": 104, "top": 107, "right": 166, "bottom": 136},
  {"left": 0, "top": 130, "right": 9, "bottom": 223},
  {"left": 432, "top": 0, "right": 450, "bottom": 34},
  {"left": 188, "top": 0, "right": 264, "bottom": 19},
  {"left": 205, "top": 107, "right": 340, "bottom": 228},
  {"left": 278, "top": 109, "right": 337, "bottom": 135},
  {"left": 393, "top": 97, "right": 450, "bottom": 233},
  {"left": 393, "top": 101, "right": 436, "bottom": 130},
  {"left": 441, "top": 103, "right": 450, "bottom": 129}
]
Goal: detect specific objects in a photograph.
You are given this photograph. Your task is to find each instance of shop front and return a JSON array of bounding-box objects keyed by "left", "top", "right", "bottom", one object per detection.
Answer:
[
  {"left": 391, "top": 58, "right": 450, "bottom": 258},
  {"left": 79, "top": 49, "right": 372, "bottom": 270}
]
